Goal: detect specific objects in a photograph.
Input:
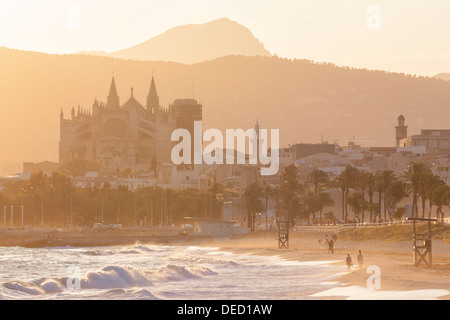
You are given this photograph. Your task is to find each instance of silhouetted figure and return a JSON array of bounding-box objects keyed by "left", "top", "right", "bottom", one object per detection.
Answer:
[
  {"left": 357, "top": 250, "right": 364, "bottom": 268},
  {"left": 328, "top": 239, "right": 334, "bottom": 253},
  {"left": 332, "top": 233, "right": 337, "bottom": 243},
  {"left": 346, "top": 254, "right": 353, "bottom": 271}
]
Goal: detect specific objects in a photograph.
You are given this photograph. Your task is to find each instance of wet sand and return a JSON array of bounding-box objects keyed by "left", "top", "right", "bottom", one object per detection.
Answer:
[{"left": 1, "top": 228, "right": 449, "bottom": 299}]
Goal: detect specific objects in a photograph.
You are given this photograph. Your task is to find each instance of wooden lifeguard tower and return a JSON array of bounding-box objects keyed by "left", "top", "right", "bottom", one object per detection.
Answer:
[
  {"left": 276, "top": 220, "right": 289, "bottom": 249},
  {"left": 406, "top": 217, "right": 437, "bottom": 267}
]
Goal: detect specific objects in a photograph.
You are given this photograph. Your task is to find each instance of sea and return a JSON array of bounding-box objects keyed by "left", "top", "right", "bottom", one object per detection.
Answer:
[{"left": 0, "top": 243, "right": 448, "bottom": 300}]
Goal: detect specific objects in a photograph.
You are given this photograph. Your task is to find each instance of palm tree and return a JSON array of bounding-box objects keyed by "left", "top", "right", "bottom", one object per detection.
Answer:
[
  {"left": 433, "top": 184, "right": 450, "bottom": 222},
  {"left": 304, "top": 192, "right": 319, "bottom": 225},
  {"left": 419, "top": 171, "right": 443, "bottom": 218},
  {"left": 271, "top": 185, "right": 281, "bottom": 221},
  {"left": 243, "top": 183, "right": 264, "bottom": 231},
  {"left": 347, "top": 192, "right": 366, "bottom": 223},
  {"left": 384, "top": 181, "right": 407, "bottom": 221},
  {"left": 281, "top": 164, "right": 303, "bottom": 223},
  {"left": 336, "top": 166, "right": 359, "bottom": 223},
  {"left": 208, "top": 183, "right": 225, "bottom": 219},
  {"left": 263, "top": 185, "right": 274, "bottom": 228},
  {"left": 401, "top": 162, "right": 428, "bottom": 218},
  {"left": 376, "top": 170, "right": 397, "bottom": 222},
  {"left": 308, "top": 168, "right": 329, "bottom": 194},
  {"left": 357, "top": 171, "right": 371, "bottom": 223},
  {"left": 316, "top": 192, "right": 334, "bottom": 224},
  {"left": 364, "top": 172, "right": 377, "bottom": 223}
]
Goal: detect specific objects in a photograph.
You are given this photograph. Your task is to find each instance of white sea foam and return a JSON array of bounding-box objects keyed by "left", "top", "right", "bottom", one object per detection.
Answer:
[
  {"left": 3, "top": 281, "right": 45, "bottom": 295},
  {"left": 40, "top": 279, "right": 64, "bottom": 293},
  {"left": 2, "top": 244, "right": 445, "bottom": 300},
  {"left": 153, "top": 264, "right": 217, "bottom": 282},
  {"left": 3, "top": 278, "right": 65, "bottom": 296},
  {"left": 83, "top": 243, "right": 157, "bottom": 256},
  {"left": 80, "top": 265, "right": 152, "bottom": 289}
]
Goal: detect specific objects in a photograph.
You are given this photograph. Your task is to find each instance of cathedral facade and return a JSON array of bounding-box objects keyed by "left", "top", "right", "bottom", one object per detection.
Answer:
[{"left": 59, "top": 76, "right": 202, "bottom": 174}]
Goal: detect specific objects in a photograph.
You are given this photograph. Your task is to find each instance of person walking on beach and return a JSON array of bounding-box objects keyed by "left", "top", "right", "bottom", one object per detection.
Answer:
[
  {"left": 346, "top": 254, "right": 353, "bottom": 271},
  {"left": 332, "top": 233, "right": 337, "bottom": 244},
  {"left": 328, "top": 239, "right": 334, "bottom": 253},
  {"left": 357, "top": 250, "right": 364, "bottom": 268}
]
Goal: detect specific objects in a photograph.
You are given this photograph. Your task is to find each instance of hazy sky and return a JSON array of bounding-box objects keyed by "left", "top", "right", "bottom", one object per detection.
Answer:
[{"left": 1, "top": 0, "right": 450, "bottom": 76}]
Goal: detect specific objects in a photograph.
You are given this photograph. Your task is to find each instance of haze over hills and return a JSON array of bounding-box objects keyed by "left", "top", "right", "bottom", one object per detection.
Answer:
[
  {"left": 2, "top": 47, "right": 450, "bottom": 175},
  {"left": 435, "top": 73, "right": 450, "bottom": 81},
  {"left": 79, "top": 18, "right": 271, "bottom": 64}
]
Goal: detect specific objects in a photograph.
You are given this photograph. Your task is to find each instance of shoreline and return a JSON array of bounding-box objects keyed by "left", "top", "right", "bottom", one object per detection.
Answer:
[
  {"left": 1, "top": 228, "right": 450, "bottom": 299},
  {"left": 196, "top": 234, "right": 450, "bottom": 300}
]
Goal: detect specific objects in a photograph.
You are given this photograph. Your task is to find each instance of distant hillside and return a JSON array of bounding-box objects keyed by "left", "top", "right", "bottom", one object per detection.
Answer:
[
  {"left": 435, "top": 73, "right": 450, "bottom": 81},
  {"left": 80, "top": 18, "right": 271, "bottom": 64},
  {"left": 1, "top": 47, "right": 450, "bottom": 172}
]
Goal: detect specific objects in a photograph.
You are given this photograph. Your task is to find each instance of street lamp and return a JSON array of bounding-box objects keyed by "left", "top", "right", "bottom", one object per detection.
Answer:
[
  {"left": 10, "top": 204, "right": 13, "bottom": 228},
  {"left": 21, "top": 187, "right": 25, "bottom": 229},
  {"left": 41, "top": 190, "right": 44, "bottom": 226}
]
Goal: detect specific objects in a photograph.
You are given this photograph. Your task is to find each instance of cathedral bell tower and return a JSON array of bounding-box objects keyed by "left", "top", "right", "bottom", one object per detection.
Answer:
[{"left": 395, "top": 115, "right": 408, "bottom": 147}]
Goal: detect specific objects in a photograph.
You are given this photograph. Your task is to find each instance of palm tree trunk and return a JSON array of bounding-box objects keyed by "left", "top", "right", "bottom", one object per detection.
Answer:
[
  {"left": 378, "top": 191, "right": 382, "bottom": 223},
  {"left": 361, "top": 190, "right": 365, "bottom": 224},
  {"left": 421, "top": 197, "right": 426, "bottom": 219},
  {"left": 344, "top": 187, "right": 349, "bottom": 223}
]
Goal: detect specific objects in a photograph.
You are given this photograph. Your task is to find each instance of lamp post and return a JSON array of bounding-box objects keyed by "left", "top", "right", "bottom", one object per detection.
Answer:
[
  {"left": 21, "top": 187, "right": 25, "bottom": 229},
  {"left": 150, "top": 188, "right": 153, "bottom": 228},
  {"left": 41, "top": 190, "right": 44, "bottom": 226},
  {"left": 101, "top": 194, "right": 104, "bottom": 225},
  {"left": 70, "top": 192, "right": 73, "bottom": 228},
  {"left": 10, "top": 205, "right": 13, "bottom": 228}
]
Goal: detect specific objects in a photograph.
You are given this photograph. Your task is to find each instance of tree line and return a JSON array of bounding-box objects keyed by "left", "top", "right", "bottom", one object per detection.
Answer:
[
  {"left": 0, "top": 171, "right": 236, "bottom": 228},
  {"left": 0, "top": 161, "right": 448, "bottom": 229},
  {"left": 243, "top": 162, "right": 450, "bottom": 230}
]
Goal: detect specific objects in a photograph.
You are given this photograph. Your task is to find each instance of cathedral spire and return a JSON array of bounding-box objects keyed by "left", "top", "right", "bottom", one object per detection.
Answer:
[
  {"left": 146, "top": 75, "right": 160, "bottom": 112},
  {"left": 106, "top": 76, "right": 120, "bottom": 109}
]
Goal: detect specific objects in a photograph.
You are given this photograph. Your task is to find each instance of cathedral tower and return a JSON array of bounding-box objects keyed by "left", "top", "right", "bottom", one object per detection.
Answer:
[
  {"left": 106, "top": 76, "right": 120, "bottom": 109},
  {"left": 395, "top": 115, "right": 408, "bottom": 147}
]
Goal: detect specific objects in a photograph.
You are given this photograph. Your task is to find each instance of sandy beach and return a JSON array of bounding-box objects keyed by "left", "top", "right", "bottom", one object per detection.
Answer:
[{"left": 0, "top": 228, "right": 449, "bottom": 300}]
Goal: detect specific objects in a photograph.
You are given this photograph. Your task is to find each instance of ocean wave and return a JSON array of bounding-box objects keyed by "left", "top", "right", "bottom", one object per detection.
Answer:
[
  {"left": 3, "top": 278, "right": 64, "bottom": 296},
  {"left": 80, "top": 265, "right": 152, "bottom": 289},
  {"left": 2, "top": 261, "right": 217, "bottom": 296},
  {"left": 83, "top": 243, "right": 156, "bottom": 256},
  {"left": 171, "top": 254, "right": 242, "bottom": 267},
  {"left": 105, "top": 288, "right": 162, "bottom": 300},
  {"left": 154, "top": 264, "right": 217, "bottom": 282}
]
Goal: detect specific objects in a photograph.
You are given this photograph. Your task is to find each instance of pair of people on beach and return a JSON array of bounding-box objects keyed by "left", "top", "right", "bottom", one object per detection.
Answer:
[
  {"left": 324, "top": 234, "right": 337, "bottom": 253},
  {"left": 346, "top": 250, "right": 364, "bottom": 271}
]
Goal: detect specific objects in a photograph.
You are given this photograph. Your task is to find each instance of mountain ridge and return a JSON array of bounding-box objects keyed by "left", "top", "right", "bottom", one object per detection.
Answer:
[
  {"left": 78, "top": 18, "right": 271, "bottom": 64},
  {"left": 1, "top": 47, "right": 450, "bottom": 172}
]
